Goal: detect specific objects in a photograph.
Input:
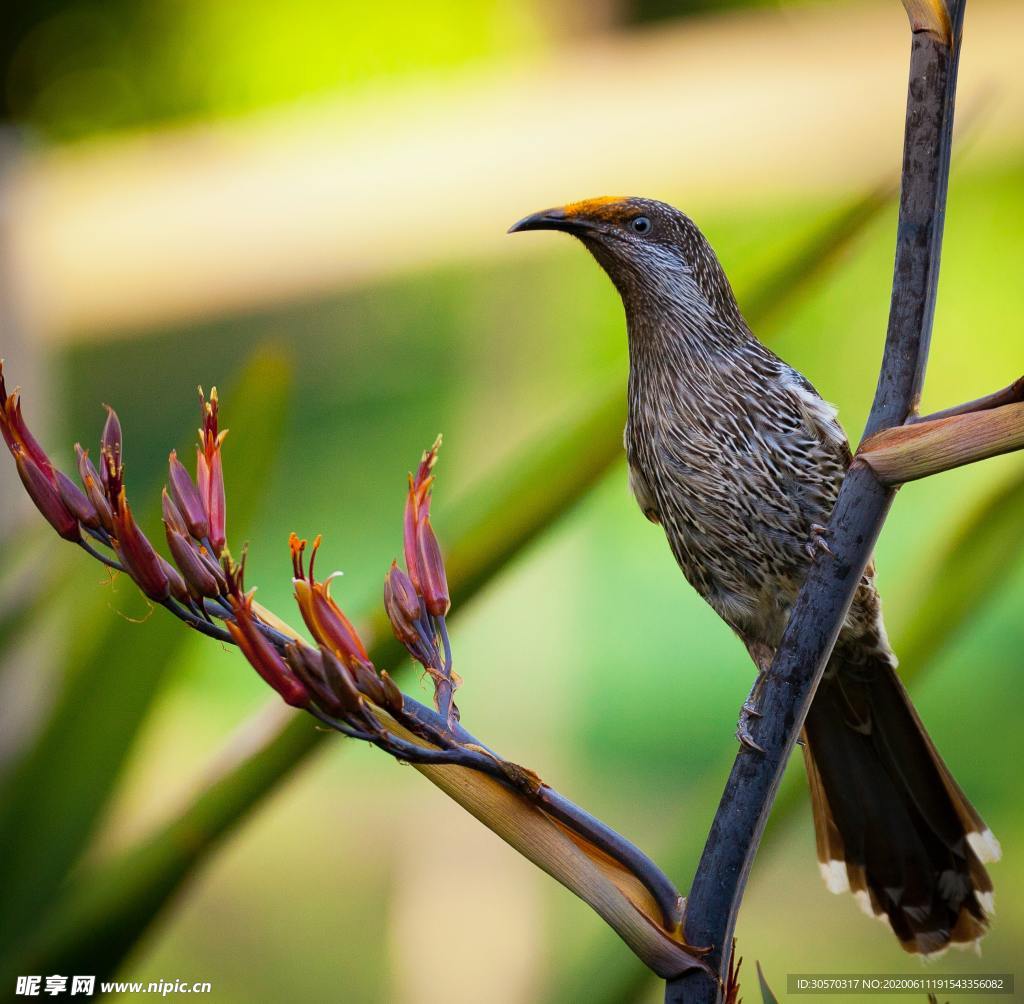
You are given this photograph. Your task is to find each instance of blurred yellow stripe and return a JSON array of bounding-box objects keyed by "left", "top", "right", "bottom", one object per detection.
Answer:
[{"left": 5, "top": 0, "right": 1023, "bottom": 344}]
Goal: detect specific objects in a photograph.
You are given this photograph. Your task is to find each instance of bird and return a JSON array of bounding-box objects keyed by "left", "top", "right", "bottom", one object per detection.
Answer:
[{"left": 509, "top": 196, "right": 1000, "bottom": 955}]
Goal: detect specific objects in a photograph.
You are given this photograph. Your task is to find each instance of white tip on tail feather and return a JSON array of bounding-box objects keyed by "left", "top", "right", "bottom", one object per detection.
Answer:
[
  {"left": 819, "top": 859, "right": 849, "bottom": 894},
  {"left": 819, "top": 856, "right": 995, "bottom": 956},
  {"left": 923, "top": 937, "right": 984, "bottom": 961},
  {"left": 976, "top": 890, "right": 996, "bottom": 916},
  {"left": 968, "top": 828, "right": 1002, "bottom": 864},
  {"left": 853, "top": 889, "right": 880, "bottom": 920}
]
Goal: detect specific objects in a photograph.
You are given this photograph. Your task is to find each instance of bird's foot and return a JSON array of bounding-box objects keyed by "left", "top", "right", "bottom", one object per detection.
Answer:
[
  {"left": 736, "top": 699, "right": 765, "bottom": 753},
  {"left": 805, "top": 522, "right": 834, "bottom": 561}
]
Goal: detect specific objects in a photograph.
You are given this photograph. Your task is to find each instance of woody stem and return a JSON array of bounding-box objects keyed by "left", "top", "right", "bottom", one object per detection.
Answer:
[{"left": 667, "top": 2, "right": 968, "bottom": 1000}]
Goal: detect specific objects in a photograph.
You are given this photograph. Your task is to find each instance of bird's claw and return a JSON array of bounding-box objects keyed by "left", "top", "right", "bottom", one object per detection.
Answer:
[
  {"left": 736, "top": 702, "right": 765, "bottom": 753},
  {"left": 805, "top": 522, "right": 833, "bottom": 561},
  {"left": 737, "top": 724, "right": 765, "bottom": 753}
]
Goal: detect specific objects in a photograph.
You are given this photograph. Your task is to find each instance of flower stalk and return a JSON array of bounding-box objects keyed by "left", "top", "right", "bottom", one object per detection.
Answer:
[
  {"left": 858, "top": 398, "right": 1024, "bottom": 485},
  {"left": 0, "top": 362, "right": 705, "bottom": 980}
]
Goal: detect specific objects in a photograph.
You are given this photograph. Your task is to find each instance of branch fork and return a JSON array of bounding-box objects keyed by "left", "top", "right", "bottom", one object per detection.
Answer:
[{"left": 666, "top": 1, "right": 1022, "bottom": 999}]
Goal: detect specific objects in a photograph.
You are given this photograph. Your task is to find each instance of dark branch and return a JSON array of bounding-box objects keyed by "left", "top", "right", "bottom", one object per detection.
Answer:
[
  {"left": 865, "top": 3, "right": 964, "bottom": 435},
  {"left": 667, "top": 3, "right": 967, "bottom": 1000},
  {"left": 160, "top": 599, "right": 235, "bottom": 643},
  {"left": 77, "top": 537, "right": 123, "bottom": 571}
]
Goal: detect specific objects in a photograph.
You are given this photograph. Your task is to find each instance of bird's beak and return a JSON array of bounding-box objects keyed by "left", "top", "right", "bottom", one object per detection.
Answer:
[{"left": 507, "top": 207, "right": 597, "bottom": 236}]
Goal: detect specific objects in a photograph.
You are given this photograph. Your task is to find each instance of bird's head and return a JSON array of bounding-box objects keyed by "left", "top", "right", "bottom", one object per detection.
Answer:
[{"left": 509, "top": 196, "right": 740, "bottom": 323}]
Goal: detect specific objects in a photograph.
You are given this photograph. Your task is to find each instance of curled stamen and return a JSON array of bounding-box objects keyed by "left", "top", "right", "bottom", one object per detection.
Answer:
[{"left": 308, "top": 533, "right": 322, "bottom": 583}]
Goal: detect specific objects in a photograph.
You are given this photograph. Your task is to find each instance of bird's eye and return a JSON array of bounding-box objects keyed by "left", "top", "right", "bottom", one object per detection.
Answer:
[{"left": 630, "top": 216, "right": 652, "bottom": 235}]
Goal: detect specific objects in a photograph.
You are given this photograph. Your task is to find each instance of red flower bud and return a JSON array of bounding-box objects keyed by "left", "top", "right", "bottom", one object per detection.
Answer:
[
  {"left": 403, "top": 485, "right": 427, "bottom": 594},
  {"left": 101, "top": 405, "right": 122, "bottom": 478},
  {"left": 196, "top": 388, "right": 227, "bottom": 553},
  {"left": 294, "top": 575, "right": 369, "bottom": 669},
  {"left": 15, "top": 448, "right": 80, "bottom": 541},
  {"left": 384, "top": 561, "right": 422, "bottom": 647},
  {"left": 76, "top": 445, "right": 114, "bottom": 533},
  {"left": 197, "top": 544, "right": 228, "bottom": 593},
  {"left": 379, "top": 670, "right": 405, "bottom": 715},
  {"left": 349, "top": 660, "right": 388, "bottom": 708},
  {"left": 283, "top": 644, "right": 344, "bottom": 716},
  {"left": 227, "top": 592, "right": 310, "bottom": 708},
  {"left": 402, "top": 438, "right": 441, "bottom": 597},
  {"left": 111, "top": 490, "right": 170, "bottom": 600},
  {"left": 160, "top": 555, "right": 190, "bottom": 604},
  {"left": 168, "top": 450, "right": 209, "bottom": 540},
  {"left": 286, "top": 644, "right": 372, "bottom": 721},
  {"left": 0, "top": 370, "right": 54, "bottom": 477},
  {"left": 101, "top": 443, "right": 123, "bottom": 503},
  {"left": 284, "top": 604, "right": 385, "bottom": 708},
  {"left": 416, "top": 513, "right": 450, "bottom": 617},
  {"left": 56, "top": 469, "right": 100, "bottom": 530},
  {"left": 161, "top": 488, "right": 187, "bottom": 536},
  {"left": 318, "top": 647, "right": 370, "bottom": 718},
  {"left": 206, "top": 448, "right": 226, "bottom": 552},
  {"left": 290, "top": 534, "right": 369, "bottom": 670},
  {"left": 165, "top": 523, "right": 223, "bottom": 599}
]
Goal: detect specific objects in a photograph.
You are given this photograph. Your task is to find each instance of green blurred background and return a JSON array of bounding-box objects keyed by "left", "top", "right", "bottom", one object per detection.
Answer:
[{"left": 1, "top": 1, "right": 1022, "bottom": 1001}]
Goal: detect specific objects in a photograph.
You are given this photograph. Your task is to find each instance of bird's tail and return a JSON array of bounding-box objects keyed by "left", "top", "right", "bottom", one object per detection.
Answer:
[{"left": 803, "top": 650, "right": 1000, "bottom": 955}]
